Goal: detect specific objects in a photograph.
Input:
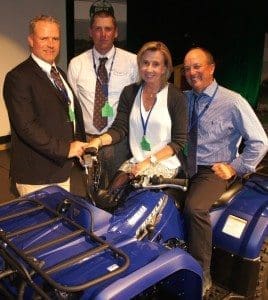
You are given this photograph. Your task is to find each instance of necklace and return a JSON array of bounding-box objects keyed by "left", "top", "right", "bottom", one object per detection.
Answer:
[
  {"left": 142, "top": 91, "right": 157, "bottom": 111},
  {"left": 145, "top": 92, "right": 157, "bottom": 99},
  {"left": 142, "top": 85, "right": 160, "bottom": 110}
]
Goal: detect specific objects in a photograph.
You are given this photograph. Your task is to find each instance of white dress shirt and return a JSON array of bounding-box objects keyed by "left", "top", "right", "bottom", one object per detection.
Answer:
[{"left": 67, "top": 46, "right": 138, "bottom": 134}]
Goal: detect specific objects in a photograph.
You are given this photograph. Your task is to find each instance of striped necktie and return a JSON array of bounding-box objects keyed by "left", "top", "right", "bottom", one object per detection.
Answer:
[{"left": 50, "top": 66, "right": 69, "bottom": 103}]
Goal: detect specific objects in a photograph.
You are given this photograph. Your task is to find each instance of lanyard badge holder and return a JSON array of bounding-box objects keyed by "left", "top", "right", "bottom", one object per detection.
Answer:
[
  {"left": 93, "top": 49, "right": 117, "bottom": 119},
  {"left": 101, "top": 83, "right": 114, "bottom": 117}
]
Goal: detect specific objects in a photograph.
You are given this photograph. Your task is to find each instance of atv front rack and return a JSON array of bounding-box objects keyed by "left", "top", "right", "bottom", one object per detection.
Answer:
[{"left": 0, "top": 190, "right": 130, "bottom": 299}]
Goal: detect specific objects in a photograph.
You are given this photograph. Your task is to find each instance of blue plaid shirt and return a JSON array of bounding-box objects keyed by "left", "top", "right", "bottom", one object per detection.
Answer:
[{"left": 185, "top": 80, "right": 268, "bottom": 176}]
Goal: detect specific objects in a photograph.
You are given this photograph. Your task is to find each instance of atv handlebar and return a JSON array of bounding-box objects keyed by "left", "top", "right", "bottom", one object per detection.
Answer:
[
  {"left": 150, "top": 175, "right": 188, "bottom": 187},
  {"left": 85, "top": 147, "right": 98, "bottom": 156},
  {"left": 81, "top": 147, "right": 98, "bottom": 172},
  {"left": 133, "top": 175, "right": 188, "bottom": 192},
  {"left": 81, "top": 149, "right": 188, "bottom": 192}
]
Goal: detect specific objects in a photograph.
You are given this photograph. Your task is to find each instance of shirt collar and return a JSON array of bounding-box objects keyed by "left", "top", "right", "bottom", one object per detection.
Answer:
[
  {"left": 31, "top": 53, "right": 55, "bottom": 75},
  {"left": 93, "top": 45, "right": 115, "bottom": 62},
  {"left": 202, "top": 79, "right": 218, "bottom": 98}
]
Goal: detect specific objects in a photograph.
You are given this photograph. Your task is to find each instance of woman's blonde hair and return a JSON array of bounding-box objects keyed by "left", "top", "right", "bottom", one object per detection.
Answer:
[{"left": 137, "top": 41, "right": 173, "bottom": 85}]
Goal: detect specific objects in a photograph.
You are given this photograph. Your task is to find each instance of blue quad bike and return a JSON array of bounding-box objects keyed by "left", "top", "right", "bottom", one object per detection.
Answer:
[{"left": 0, "top": 148, "right": 267, "bottom": 299}]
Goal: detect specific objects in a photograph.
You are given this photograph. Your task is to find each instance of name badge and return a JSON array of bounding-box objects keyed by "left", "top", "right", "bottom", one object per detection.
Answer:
[
  {"left": 140, "top": 136, "right": 151, "bottom": 151},
  {"left": 68, "top": 106, "right": 75, "bottom": 122},
  {"left": 102, "top": 102, "right": 114, "bottom": 117}
]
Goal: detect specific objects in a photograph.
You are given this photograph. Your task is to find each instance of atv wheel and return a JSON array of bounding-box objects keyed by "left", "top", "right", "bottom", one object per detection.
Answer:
[{"left": 255, "top": 239, "right": 268, "bottom": 299}]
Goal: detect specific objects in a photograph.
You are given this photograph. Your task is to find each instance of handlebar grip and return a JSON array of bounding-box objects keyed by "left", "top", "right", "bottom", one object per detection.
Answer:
[
  {"left": 85, "top": 147, "right": 98, "bottom": 156},
  {"left": 150, "top": 175, "right": 188, "bottom": 187}
]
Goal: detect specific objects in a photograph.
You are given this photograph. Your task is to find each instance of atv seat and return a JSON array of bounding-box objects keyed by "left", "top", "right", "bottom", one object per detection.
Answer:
[
  {"left": 212, "top": 179, "right": 243, "bottom": 207},
  {"left": 170, "top": 177, "right": 243, "bottom": 210},
  {"left": 213, "top": 162, "right": 268, "bottom": 207},
  {"left": 212, "top": 163, "right": 268, "bottom": 207}
]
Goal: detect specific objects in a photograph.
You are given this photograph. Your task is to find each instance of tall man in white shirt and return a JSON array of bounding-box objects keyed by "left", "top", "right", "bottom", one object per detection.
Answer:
[{"left": 68, "top": 8, "right": 138, "bottom": 189}]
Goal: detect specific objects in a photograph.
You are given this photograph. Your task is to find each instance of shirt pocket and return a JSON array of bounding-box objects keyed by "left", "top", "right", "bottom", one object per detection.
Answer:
[
  {"left": 109, "top": 69, "right": 134, "bottom": 96},
  {"left": 201, "top": 118, "right": 233, "bottom": 138}
]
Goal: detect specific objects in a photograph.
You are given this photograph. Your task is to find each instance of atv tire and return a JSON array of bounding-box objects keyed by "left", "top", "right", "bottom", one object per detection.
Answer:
[{"left": 255, "top": 238, "right": 268, "bottom": 299}]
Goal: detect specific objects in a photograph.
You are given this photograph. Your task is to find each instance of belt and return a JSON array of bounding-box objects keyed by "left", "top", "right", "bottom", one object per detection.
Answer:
[{"left": 197, "top": 165, "right": 212, "bottom": 169}]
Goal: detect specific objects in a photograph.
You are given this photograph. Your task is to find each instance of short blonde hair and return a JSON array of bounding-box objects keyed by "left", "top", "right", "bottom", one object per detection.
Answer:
[
  {"left": 137, "top": 41, "right": 173, "bottom": 85},
  {"left": 29, "top": 15, "right": 60, "bottom": 34}
]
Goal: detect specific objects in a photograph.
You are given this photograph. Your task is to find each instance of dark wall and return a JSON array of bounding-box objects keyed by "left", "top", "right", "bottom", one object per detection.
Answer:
[
  {"left": 127, "top": 0, "right": 266, "bottom": 71},
  {"left": 127, "top": 1, "right": 196, "bottom": 65},
  {"left": 65, "top": 0, "right": 267, "bottom": 104}
]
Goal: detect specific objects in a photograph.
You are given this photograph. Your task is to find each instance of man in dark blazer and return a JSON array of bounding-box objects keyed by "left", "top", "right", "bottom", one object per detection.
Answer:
[{"left": 3, "top": 15, "right": 88, "bottom": 196}]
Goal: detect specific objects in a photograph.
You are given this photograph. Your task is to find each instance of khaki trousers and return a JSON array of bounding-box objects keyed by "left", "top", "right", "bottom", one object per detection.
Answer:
[{"left": 16, "top": 178, "right": 70, "bottom": 196}]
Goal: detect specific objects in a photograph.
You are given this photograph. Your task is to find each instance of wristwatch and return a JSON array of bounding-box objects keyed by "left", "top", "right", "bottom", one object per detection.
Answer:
[{"left": 150, "top": 155, "right": 158, "bottom": 166}]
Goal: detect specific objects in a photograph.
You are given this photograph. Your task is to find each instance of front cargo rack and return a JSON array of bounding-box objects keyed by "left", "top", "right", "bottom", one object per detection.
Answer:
[{"left": 0, "top": 189, "right": 130, "bottom": 299}]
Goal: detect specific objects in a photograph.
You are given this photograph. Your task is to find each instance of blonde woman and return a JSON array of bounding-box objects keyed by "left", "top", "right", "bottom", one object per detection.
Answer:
[{"left": 87, "top": 41, "right": 188, "bottom": 207}]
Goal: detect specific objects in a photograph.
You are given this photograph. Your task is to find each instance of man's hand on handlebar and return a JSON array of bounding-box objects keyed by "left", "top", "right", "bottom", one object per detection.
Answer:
[
  {"left": 68, "top": 141, "right": 89, "bottom": 160},
  {"left": 86, "top": 137, "right": 102, "bottom": 151}
]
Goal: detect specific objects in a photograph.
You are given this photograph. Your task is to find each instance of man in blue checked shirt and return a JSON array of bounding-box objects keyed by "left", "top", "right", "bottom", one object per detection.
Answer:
[{"left": 183, "top": 47, "right": 268, "bottom": 295}]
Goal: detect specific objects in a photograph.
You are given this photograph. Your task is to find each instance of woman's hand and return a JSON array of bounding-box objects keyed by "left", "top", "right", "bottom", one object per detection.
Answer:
[{"left": 131, "top": 159, "right": 151, "bottom": 176}]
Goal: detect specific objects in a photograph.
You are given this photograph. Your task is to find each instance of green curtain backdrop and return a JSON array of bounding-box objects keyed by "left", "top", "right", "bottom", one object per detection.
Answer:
[
  {"left": 214, "top": 1, "right": 266, "bottom": 107},
  {"left": 217, "top": 32, "right": 264, "bottom": 107}
]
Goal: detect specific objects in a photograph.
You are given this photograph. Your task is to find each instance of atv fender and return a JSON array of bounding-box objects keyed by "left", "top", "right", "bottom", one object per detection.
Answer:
[
  {"left": 213, "top": 176, "right": 268, "bottom": 259},
  {"left": 93, "top": 247, "right": 202, "bottom": 300}
]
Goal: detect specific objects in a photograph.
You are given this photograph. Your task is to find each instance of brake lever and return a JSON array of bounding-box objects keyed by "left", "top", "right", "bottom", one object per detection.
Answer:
[
  {"left": 132, "top": 175, "right": 188, "bottom": 191},
  {"left": 81, "top": 147, "right": 98, "bottom": 174},
  {"left": 80, "top": 154, "right": 93, "bottom": 175}
]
